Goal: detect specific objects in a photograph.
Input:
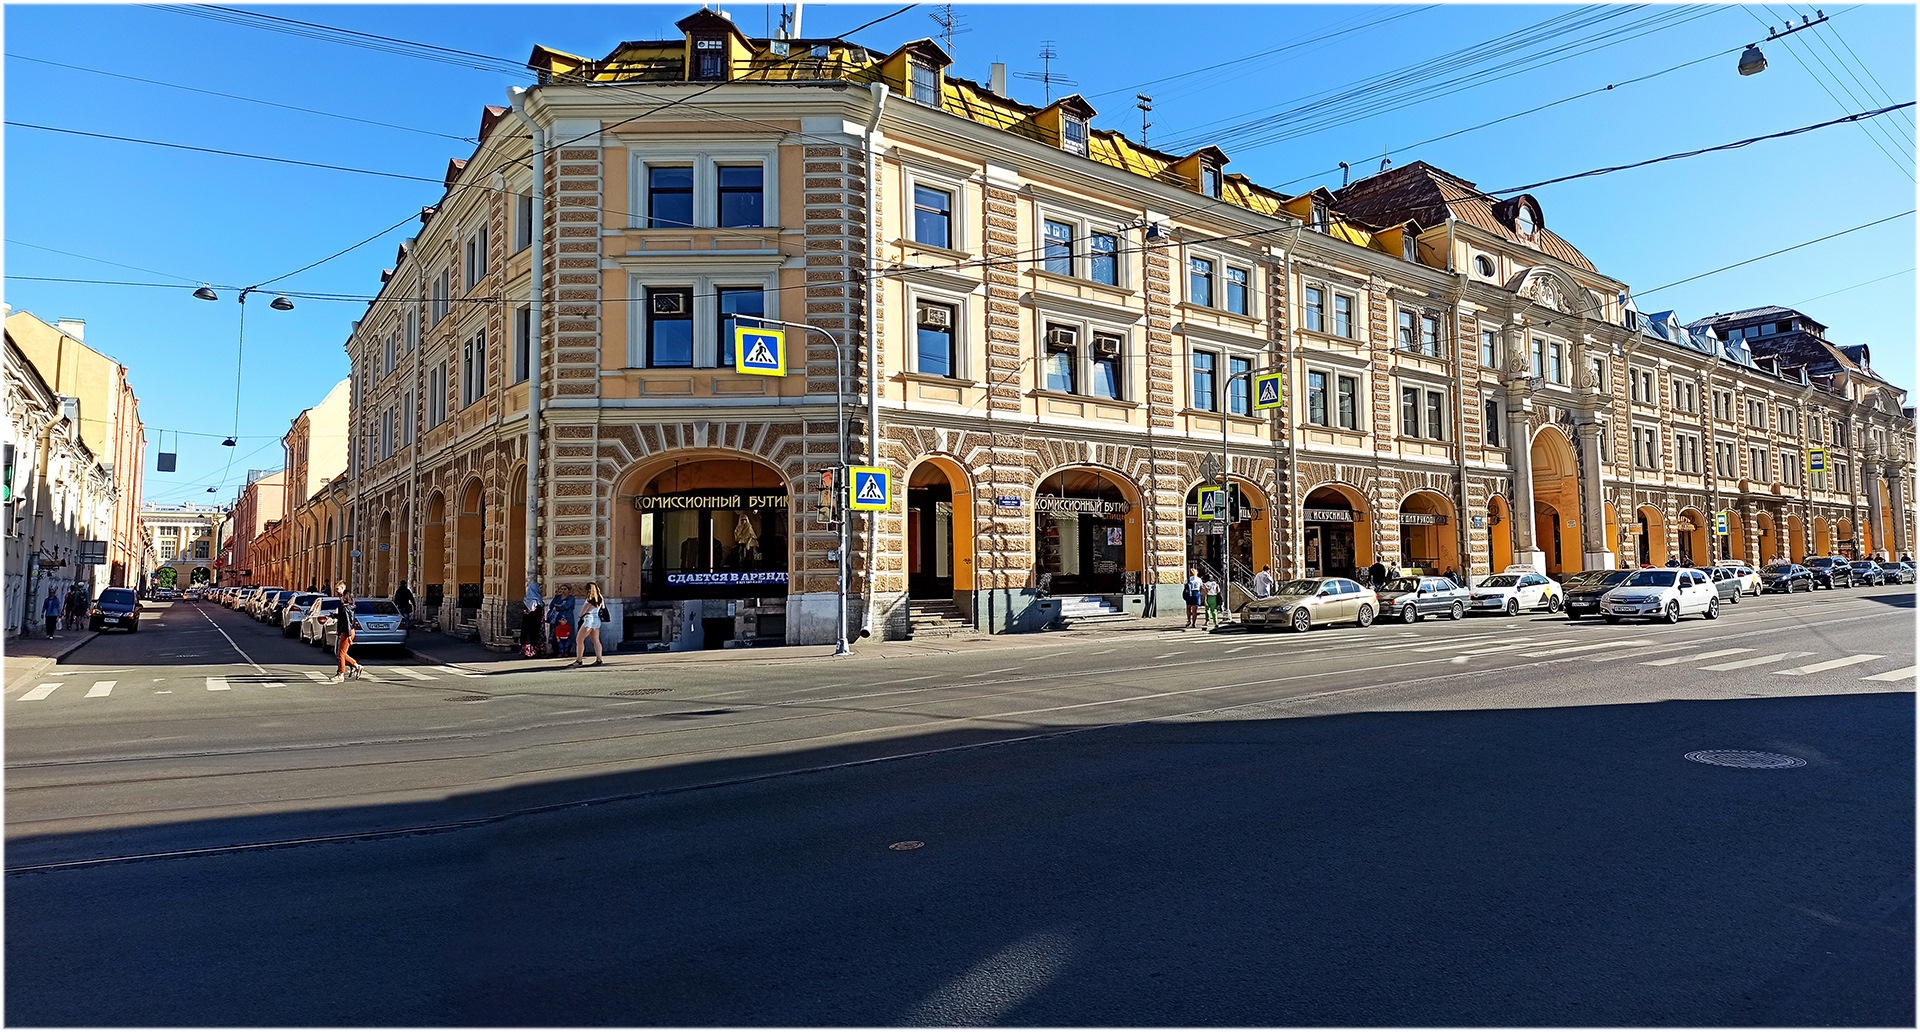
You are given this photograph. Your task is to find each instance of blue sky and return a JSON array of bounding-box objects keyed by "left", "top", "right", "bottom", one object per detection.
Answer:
[{"left": 6, "top": 3, "right": 1913, "bottom": 507}]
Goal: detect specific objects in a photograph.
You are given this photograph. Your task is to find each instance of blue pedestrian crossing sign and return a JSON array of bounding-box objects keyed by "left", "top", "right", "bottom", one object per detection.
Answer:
[
  {"left": 1253, "top": 371, "right": 1285, "bottom": 411},
  {"left": 1714, "top": 510, "right": 1730, "bottom": 536},
  {"left": 848, "top": 466, "right": 892, "bottom": 511},
  {"left": 734, "top": 327, "right": 786, "bottom": 376},
  {"left": 1196, "top": 486, "right": 1223, "bottom": 520}
]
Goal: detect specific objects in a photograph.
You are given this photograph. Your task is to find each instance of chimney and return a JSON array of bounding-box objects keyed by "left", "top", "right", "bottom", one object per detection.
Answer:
[
  {"left": 56, "top": 318, "right": 85, "bottom": 342},
  {"left": 990, "top": 62, "right": 1006, "bottom": 95}
]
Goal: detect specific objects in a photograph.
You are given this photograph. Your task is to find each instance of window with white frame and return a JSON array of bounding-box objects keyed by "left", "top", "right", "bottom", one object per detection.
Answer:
[
  {"left": 1480, "top": 329, "right": 1498, "bottom": 369},
  {"left": 1398, "top": 310, "right": 1418, "bottom": 352},
  {"left": 513, "top": 305, "right": 531, "bottom": 384},
  {"left": 1547, "top": 340, "right": 1564, "bottom": 382},
  {"left": 716, "top": 166, "right": 764, "bottom": 228},
  {"left": 1778, "top": 406, "right": 1796, "bottom": 437},
  {"left": 1630, "top": 367, "right": 1655, "bottom": 404},
  {"left": 427, "top": 361, "right": 447, "bottom": 428},
  {"left": 1225, "top": 266, "right": 1250, "bottom": 316},
  {"left": 1043, "top": 323, "right": 1078, "bottom": 394},
  {"left": 1201, "top": 165, "right": 1221, "bottom": 198},
  {"left": 514, "top": 193, "right": 534, "bottom": 252},
  {"left": 1036, "top": 211, "right": 1122, "bottom": 285},
  {"left": 1400, "top": 385, "right": 1445, "bottom": 440},
  {"left": 1834, "top": 421, "right": 1848, "bottom": 447},
  {"left": 1189, "top": 256, "right": 1214, "bottom": 307},
  {"left": 1306, "top": 370, "right": 1327, "bottom": 425},
  {"left": 1784, "top": 451, "right": 1801, "bottom": 487},
  {"left": 1228, "top": 356, "right": 1252, "bottom": 415},
  {"left": 1673, "top": 378, "right": 1696, "bottom": 413},
  {"left": 384, "top": 333, "right": 397, "bottom": 382},
  {"left": 1715, "top": 441, "right": 1735, "bottom": 478},
  {"left": 1485, "top": 398, "right": 1502, "bottom": 446},
  {"left": 1061, "top": 114, "right": 1088, "bottom": 157},
  {"left": 637, "top": 150, "right": 776, "bottom": 231},
  {"left": 1089, "top": 231, "right": 1119, "bottom": 286},
  {"left": 1333, "top": 291, "right": 1354, "bottom": 338},
  {"left": 1748, "top": 445, "right": 1768, "bottom": 481},
  {"left": 910, "top": 61, "right": 940, "bottom": 106},
  {"left": 648, "top": 166, "right": 694, "bottom": 229},
  {"left": 913, "top": 184, "right": 953, "bottom": 249},
  {"left": 1303, "top": 286, "right": 1324, "bottom": 333},
  {"left": 461, "top": 330, "right": 487, "bottom": 408},
  {"left": 1746, "top": 397, "right": 1766, "bottom": 429},
  {"left": 1632, "top": 426, "right": 1659, "bottom": 470},
  {"left": 1675, "top": 432, "right": 1700, "bottom": 474},
  {"left": 464, "top": 225, "right": 488, "bottom": 291},
  {"left": 402, "top": 390, "right": 414, "bottom": 446},
  {"left": 1192, "top": 350, "right": 1217, "bottom": 412},
  {"left": 1090, "top": 331, "right": 1123, "bottom": 400},
  {"left": 1042, "top": 219, "right": 1074, "bottom": 276},
  {"left": 644, "top": 288, "right": 694, "bottom": 368},
  {"left": 1530, "top": 336, "right": 1546, "bottom": 378},
  {"left": 716, "top": 287, "right": 764, "bottom": 368},
  {"left": 629, "top": 270, "right": 780, "bottom": 369},
  {"left": 914, "top": 300, "right": 957, "bottom": 377},
  {"left": 1809, "top": 416, "right": 1822, "bottom": 444},
  {"left": 1834, "top": 459, "right": 1850, "bottom": 492},
  {"left": 1589, "top": 356, "right": 1606, "bottom": 392},
  {"left": 381, "top": 407, "right": 394, "bottom": 460},
  {"left": 431, "top": 271, "right": 449, "bottom": 325}
]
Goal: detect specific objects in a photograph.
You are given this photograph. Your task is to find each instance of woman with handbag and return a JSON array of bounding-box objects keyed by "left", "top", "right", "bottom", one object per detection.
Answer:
[
  {"left": 569, "top": 584, "right": 606, "bottom": 667},
  {"left": 330, "top": 587, "right": 364, "bottom": 682}
]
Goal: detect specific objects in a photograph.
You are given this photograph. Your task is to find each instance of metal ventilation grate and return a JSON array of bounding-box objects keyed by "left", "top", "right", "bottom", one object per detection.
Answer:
[
  {"left": 1685, "top": 750, "right": 1806, "bottom": 769},
  {"left": 613, "top": 688, "right": 671, "bottom": 697}
]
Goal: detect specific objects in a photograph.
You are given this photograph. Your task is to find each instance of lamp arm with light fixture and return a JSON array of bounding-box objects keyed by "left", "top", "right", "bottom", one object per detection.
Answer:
[{"left": 1739, "top": 10, "right": 1829, "bottom": 76}]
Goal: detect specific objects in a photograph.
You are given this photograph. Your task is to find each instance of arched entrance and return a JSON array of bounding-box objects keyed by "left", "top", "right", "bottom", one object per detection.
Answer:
[
  {"left": 1754, "top": 510, "right": 1778, "bottom": 565},
  {"left": 1787, "top": 513, "right": 1806, "bottom": 563},
  {"left": 1636, "top": 506, "right": 1667, "bottom": 567},
  {"left": 1604, "top": 502, "right": 1621, "bottom": 569},
  {"left": 1723, "top": 509, "right": 1747, "bottom": 562},
  {"left": 1835, "top": 517, "right": 1856, "bottom": 558},
  {"left": 376, "top": 511, "right": 394, "bottom": 595},
  {"left": 1530, "top": 427, "right": 1581, "bottom": 576},
  {"left": 1486, "top": 495, "right": 1513, "bottom": 575},
  {"left": 1397, "top": 491, "right": 1456, "bottom": 576},
  {"left": 1814, "top": 516, "right": 1832, "bottom": 555},
  {"left": 456, "top": 479, "right": 485, "bottom": 620},
  {"left": 1185, "top": 478, "right": 1271, "bottom": 581},
  {"left": 1301, "top": 484, "right": 1372, "bottom": 578},
  {"left": 423, "top": 491, "right": 447, "bottom": 612},
  {"left": 1035, "top": 467, "right": 1142, "bottom": 594},
  {"left": 318, "top": 516, "right": 335, "bottom": 592},
  {"left": 1678, "top": 507, "right": 1709, "bottom": 566},
  {"left": 907, "top": 457, "right": 976, "bottom": 602},
  {"left": 507, "top": 470, "right": 528, "bottom": 606},
  {"left": 612, "top": 453, "right": 792, "bottom": 602},
  {"left": 395, "top": 503, "right": 411, "bottom": 591}
]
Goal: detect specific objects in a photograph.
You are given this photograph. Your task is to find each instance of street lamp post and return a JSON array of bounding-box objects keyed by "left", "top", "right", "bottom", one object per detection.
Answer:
[{"left": 739, "top": 316, "right": 854, "bottom": 656}]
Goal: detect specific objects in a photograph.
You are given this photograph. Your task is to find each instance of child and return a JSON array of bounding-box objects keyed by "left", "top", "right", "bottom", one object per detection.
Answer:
[{"left": 552, "top": 615, "right": 572, "bottom": 658}]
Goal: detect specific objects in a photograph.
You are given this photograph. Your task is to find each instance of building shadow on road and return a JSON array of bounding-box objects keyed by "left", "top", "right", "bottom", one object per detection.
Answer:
[{"left": 6, "top": 690, "right": 1914, "bottom": 1027}]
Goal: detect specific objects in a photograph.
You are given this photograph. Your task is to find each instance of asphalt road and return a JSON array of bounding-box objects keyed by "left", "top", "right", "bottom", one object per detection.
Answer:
[{"left": 6, "top": 587, "right": 1913, "bottom": 1025}]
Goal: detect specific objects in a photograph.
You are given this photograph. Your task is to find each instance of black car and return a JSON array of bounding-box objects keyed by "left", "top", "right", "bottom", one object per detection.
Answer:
[
  {"left": 1759, "top": 563, "right": 1814, "bottom": 593},
  {"left": 1560, "top": 569, "right": 1636, "bottom": 618},
  {"left": 1849, "top": 560, "right": 1887, "bottom": 586},
  {"left": 88, "top": 587, "right": 142, "bottom": 632},
  {"left": 1805, "top": 557, "right": 1855, "bottom": 589}
]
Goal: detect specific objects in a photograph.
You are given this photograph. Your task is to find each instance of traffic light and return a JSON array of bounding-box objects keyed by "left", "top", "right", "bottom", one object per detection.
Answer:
[
  {"left": 3, "top": 443, "right": 14, "bottom": 505},
  {"left": 815, "top": 467, "right": 840, "bottom": 524}
]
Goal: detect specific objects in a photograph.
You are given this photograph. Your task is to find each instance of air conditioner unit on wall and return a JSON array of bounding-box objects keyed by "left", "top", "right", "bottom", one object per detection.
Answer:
[
  {"left": 1093, "top": 336, "right": 1122, "bottom": 357},
  {"left": 917, "top": 305, "right": 951, "bottom": 329},
  {"left": 651, "top": 292, "right": 685, "bottom": 315},
  {"left": 1045, "top": 326, "right": 1078, "bottom": 347}
]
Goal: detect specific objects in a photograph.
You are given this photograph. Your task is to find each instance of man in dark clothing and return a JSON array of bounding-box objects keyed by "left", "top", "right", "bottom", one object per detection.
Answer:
[
  {"left": 42, "top": 589, "right": 62, "bottom": 636},
  {"left": 1367, "top": 561, "right": 1389, "bottom": 587},
  {"left": 393, "top": 581, "right": 415, "bottom": 624}
]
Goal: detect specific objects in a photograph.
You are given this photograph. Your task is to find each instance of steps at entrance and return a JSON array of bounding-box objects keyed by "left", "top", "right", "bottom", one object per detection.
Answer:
[
  {"left": 1058, "top": 595, "right": 1135, "bottom": 625},
  {"left": 908, "top": 599, "right": 973, "bottom": 638}
]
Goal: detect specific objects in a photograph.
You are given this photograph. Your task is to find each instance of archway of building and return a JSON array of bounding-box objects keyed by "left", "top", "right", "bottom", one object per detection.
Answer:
[
  {"left": 1814, "top": 516, "right": 1832, "bottom": 555},
  {"left": 1603, "top": 502, "right": 1621, "bottom": 569},
  {"left": 376, "top": 511, "right": 394, "bottom": 595},
  {"left": 1754, "top": 510, "right": 1779, "bottom": 565},
  {"left": 1787, "top": 514, "right": 1806, "bottom": 563},
  {"left": 456, "top": 479, "right": 485, "bottom": 617},
  {"left": 507, "top": 469, "right": 529, "bottom": 607},
  {"left": 1875, "top": 490, "right": 1893, "bottom": 558},
  {"left": 423, "top": 491, "right": 447, "bottom": 610},
  {"left": 395, "top": 503, "right": 411, "bottom": 592},
  {"left": 1724, "top": 509, "right": 1747, "bottom": 562},
  {"left": 1034, "top": 466, "right": 1143, "bottom": 595},
  {"left": 1677, "top": 508, "right": 1709, "bottom": 566},
  {"left": 907, "top": 456, "right": 976, "bottom": 602},
  {"left": 318, "top": 515, "right": 335, "bottom": 593},
  {"left": 1530, "top": 427, "right": 1581, "bottom": 576},
  {"left": 1396, "top": 491, "right": 1456, "bottom": 577},
  {"left": 612, "top": 451, "right": 793, "bottom": 602},
  {"left": 1301, "top": 483, "right": 1373, "bottom": 578},
  {"left": 1485, "top": 495, "right": 1513, "bottom": 575},
  {"left": 1635, "top": 506, "right": 1667, "bottom": 567},
  {"left": 1184, "top": 477, "right": 1272, "bottom": 583},
  {"left": 1835, "top": 518, "right": 1855, "bottom": 558}
]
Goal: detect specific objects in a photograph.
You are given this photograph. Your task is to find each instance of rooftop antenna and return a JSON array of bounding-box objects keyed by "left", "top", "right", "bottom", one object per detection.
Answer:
[
  {"left": 1136, "top": 94, "right": 1153, "bottom": 145},
  {"left": 1380, "top": 147, "right": 1392, "bottom": 173},
  {"left": 776, "top": 3, "right": 800, "bottom": 39},
  {"left": 1014, "top": 41, "right": 1076, "bottom": 104},
  {"left": 928, "top": 5, "right": 968, "bottom": 55}
]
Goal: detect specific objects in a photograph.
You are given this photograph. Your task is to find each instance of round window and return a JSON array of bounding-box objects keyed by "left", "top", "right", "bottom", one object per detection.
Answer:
[{"left": 1474, "top": 254, "right": 1496, "bottom": 277}]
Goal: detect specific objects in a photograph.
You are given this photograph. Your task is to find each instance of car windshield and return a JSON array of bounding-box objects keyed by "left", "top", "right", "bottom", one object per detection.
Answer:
[
  {"left": 353, "top": 600, "right": 400, "bottom": 615},
  {"left": 99, "top": 589, "right": 135, "bottom": 604},
  {"left": 1382, "top": 578, "right": 1421, "bottom": 592},
  {"left": 292, "top": 594, "right": 318, "bottom": 606},
  {"left": 1478, "top": 575, "right": 1519, "bottom": 587},
  {"left": 1624, "top": 570, "right": 1679, "bottom": 587},
  {"left": 1272, "top": 580, "right": 1322, "bottom": 595},
  {"left": 1762, "top": 565, "right": 1796, "bottom": 575},
  {"left": 1851, "top": 562, "right": 1875, "bottom": 568}
]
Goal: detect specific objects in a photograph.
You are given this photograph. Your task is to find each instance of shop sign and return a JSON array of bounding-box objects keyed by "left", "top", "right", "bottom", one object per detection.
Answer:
[
  {"left": 665, "top": 571, "right": 789, "bottom": 586},
  {"left": 1036, "top": 496, "right": 1131, "bottom": 516},
  {"left": 994, "top": 496, "right": 1022, "bottom": 509},
  {"left": 635, "top": 491, "right": 790, "bottom": 511},
  {"left": 1397, "top": 513, "right": 1449, "bottom": 526},
  {"left": 1302, "top": 508, "right": 1355, "bottom": 522}
]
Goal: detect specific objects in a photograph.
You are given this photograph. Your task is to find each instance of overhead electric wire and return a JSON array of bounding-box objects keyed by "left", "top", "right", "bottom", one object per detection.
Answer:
[
  {"left": 1819, "top": 17, "right": 1917, "bottom": 134},
  {"left": 1628, "top": 210, "right": 1915, "bottom": 303},
  {"left": 1792, "top": 14, "right": 1915, "bottom": 148},
  {"left": 823, "top": 4, "right": 921, "bottom": 42},
  {"left": 5, "top": 240, "right": 202, "bottom": 283},
  {"left": 5, "top": 121, "right": 446, "bottom": 184},
  {"left": 1762, "top": 4, "right": 1914, "bottom": 154},
  {"left": 1743, "top": 8, "right": 1913, "bottom": 182},
  {"left": 1786, "top": 267, "right": 1915, "bottom": 308}
]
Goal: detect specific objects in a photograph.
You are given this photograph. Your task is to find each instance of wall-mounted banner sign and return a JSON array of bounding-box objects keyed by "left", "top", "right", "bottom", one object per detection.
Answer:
[
  {"left": 994, "top": 496, "right": 1023, "bottom": 508},
  {"left": 76, "top": 540, "right": 107, "bottom": 565},
  {"left": 1035, "top": 497, "right": 1132, "bottom": 516},
  {"left": 1302, "top": 508, "right": 1356, "bottom": 522},
  {"left": 635, "top": 492, "right": 790, "bottom": 511},
  {"left": 666, "top": 571, "right": 789, "bottom": 586},
  {"left": 1397, "top": 513, "right": 1449, "bottom": 526}
]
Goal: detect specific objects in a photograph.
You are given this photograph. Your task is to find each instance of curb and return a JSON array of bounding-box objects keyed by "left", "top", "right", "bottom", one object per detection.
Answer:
[{"left": 4, "top": 630, "right": 102, "bottom": 690}]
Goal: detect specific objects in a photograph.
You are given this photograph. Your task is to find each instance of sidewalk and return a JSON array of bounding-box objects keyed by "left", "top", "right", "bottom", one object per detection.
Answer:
[
  {"left": 403, "top": 610, "right": 1230, "bottom": 676},
  {"left": 3, "top": 629, "right": 102, "bottom": 691}
]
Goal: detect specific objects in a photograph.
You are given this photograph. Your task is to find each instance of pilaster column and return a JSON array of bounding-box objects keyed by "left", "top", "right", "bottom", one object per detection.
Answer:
[
  {"left": 1576, "top": 419, "right": 1614, "bottom": 569},
  {"left": 1889, "top": 470, "right": 1909, "bottom": 554},
  {"left": 1501, "top": 315, "right": 1543, "bottom": 570},
  {"left": 1863, "top": 460, "right": 1884, "bottom": 557}
]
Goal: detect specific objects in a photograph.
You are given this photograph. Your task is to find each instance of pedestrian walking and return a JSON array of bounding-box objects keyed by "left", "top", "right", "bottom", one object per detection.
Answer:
[
  {"left": 520, "top": 583, "right": 545, "bottom": 657},
  {"left": 548, "top": 584, "right": 577, "bottom": 657},
  {"left": 393, "top": 580, "right": 415, "bottom": 626},
  {"left": 1444, "top": 566, "right": 1461, "bottom": 587},
  {"left": 1250, "top": 564, "right": 1274, "bottom": 599},
  {"left": 330, "top": 586, "right": 363, "bottom": 682},
  {"left": 1184, "top": 568, "right": 1202, "bottom": 629},
  {"left": 569, "top": 584, "right": 605, "bottom": 667},
  {"left": 1202, "top": 575, "right": 1221, "bottom": 627},
  {"left": 65, "top": 585, "right": 87, "bottom": 630},
  {"left": 1368, "top": 560, "right": 1389, "bottom": 587},
  {"left": 41, "top": 588, "right": 61, "bottom": 637}
]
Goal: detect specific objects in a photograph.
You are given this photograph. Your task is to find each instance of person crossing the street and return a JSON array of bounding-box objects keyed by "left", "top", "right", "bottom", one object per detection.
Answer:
[{"left": 330, "top": 585, "right": 364, "bottom": 683}]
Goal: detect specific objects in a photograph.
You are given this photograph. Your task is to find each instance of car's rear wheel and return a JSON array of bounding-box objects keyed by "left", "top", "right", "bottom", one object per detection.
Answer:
[
  {"left": 1291, "top": 609, "right": 1312, "bottom": 633},
  {"left": 1449, "top": 600, "right": 1465, "bottom": 620},
  {"left": 1663, "top": 601, "right": 1681, "bottom": 624},
  {"left": 1705, "top": 597, "right": 1720, "bottom": 620},
  {"left": 1356, "top": 605, "right": 1374, "bottom": 628}
]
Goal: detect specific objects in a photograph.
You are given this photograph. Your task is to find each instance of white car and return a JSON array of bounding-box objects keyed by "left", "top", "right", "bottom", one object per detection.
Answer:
[
  {"left": 281, "top": 592, "right": 322, "bottom": 637},
  {"left": 1712, "top": 561, "right": 1760, "bottom": 596},
  {"left": 1468, "top": 571, "right": 1562, "bottom": 615},
  {"left": 300, "top": 597, "right": 342, "bottom": 646},
  {"left": 1601, "top": 567, "right": 1721, "bottom": 623}
]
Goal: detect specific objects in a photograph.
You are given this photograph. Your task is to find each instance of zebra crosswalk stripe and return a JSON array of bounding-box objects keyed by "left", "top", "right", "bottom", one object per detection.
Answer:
[
  {"left": 391, "top": 667, "right": 435, "bottom": 681},
  {"left": 437, "top": 666, "right": 482, "bottom": 679},
  {"left": 19, "top": 683, "right": 61, "bottom": 702},
  {"left": 85, "top": 680, "right": 116, "bottom": 698},
  {"left": 206, "top": 676, "right": 230, "bottom": 692},
  {"left": 303, "top": 671, "right": 328, "bottom": 682},
  {"left": 1862, "top": 666, "right": 1916, "bottom": 682},
  {"left": 1457, "top": 639, "right": 1579, "bottom": 657},
  {"left": 1522, "top": 640, "right": 1648, "bottom": 657},
  {"left": 1640, "top": 648, "right": 1752, "bottom": 667},
  {"left": 1775, "top": 654, "right": 1882, "bottom": 676},
  {"left": 1699, "top": 651, "right": 1815, "bottom": 672}
]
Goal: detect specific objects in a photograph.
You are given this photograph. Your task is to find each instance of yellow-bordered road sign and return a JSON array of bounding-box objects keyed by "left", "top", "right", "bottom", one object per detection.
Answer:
[
  {"left": 1715, "top": 511, "right": 1730, "bottom": 536},
  {"left": 735, "top": 327, "right": 785, "bottom": 376},
  {"left": 848, "top": 466, "right": 892, "bottom": 510},
  {"left": 1808, "top": 447, "right": 1827, "bottom": 473},
  {"left": 1253, "top": 371, "right": 1285, "bottom": 411}
]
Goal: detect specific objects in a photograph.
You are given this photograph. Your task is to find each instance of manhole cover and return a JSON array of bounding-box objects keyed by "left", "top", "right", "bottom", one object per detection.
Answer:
[
  {"left": 1685, "top": 750, "right": 1806, "bottom": 769},
  {"left": 889, "top": 840, "right": 925, "bottom": 851},
  {"left": 444, "top": 695, "right": 488, "bottom": 703},
  {"left": 613, "top": 688, "right": 670, "bottom": 697}
]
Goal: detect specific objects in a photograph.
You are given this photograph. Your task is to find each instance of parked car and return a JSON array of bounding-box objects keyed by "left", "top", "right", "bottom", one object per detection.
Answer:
[
  {"left": 1468, "top": 570, "right": 1562, "bottom": 615},
  {"left": 321, "top": 598, "right": 410, "bottom": 652},
  {"left": 1883, "top": 561, "right": 1916, "bottom": 585},
  {"left": 267, "top": 590, "right": 301, "bottom": 624},
  {"left": 1374, "top": 575, "right": 1470, "bottom": 622},
  {"left": 88, "top": 587, "right": 143, "bottom": 632},
  {"left": 1696, "top": 565, "right": 1746, "bottom": 605},
  {"left": 1758, "top": 563, "right": 1815, "bottom": 593},
  {"left": 1849, "top": 560, "right": 1887, "bottom": 586},
  {"left": 1242, "top": 577, "right": 1378, "bottom": 632},
  {"left": 299, "top": 597, "right": 342, "bottom": 645},
  {"left": 1712, "top": 561, "right": 1761, "bottom": 596},
  {"left": 1804, "top": 557, "right": 1856, "bottom": 589},
  {"left": 247, "top": 587, "right": 285, "bottom": 620},
  {"left": 1558, "top": 569, "right": 1635, "bottom": 619},
  {"left": 1601, "top": 567, "right": 1721, "bottom": 623},
  {"left": 281, "top": 593, "right": 322, "bottom": 636}
]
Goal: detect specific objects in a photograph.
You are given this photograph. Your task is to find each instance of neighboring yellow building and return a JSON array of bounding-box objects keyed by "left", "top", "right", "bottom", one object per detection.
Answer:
[{"left": 278, "top": 379, "right": 350, "bottom": 592}]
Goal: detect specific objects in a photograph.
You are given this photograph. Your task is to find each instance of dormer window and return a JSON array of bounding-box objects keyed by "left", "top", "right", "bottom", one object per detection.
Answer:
[
  {"left": 1310, "top": 201, "right": 1328, "bottom": 232},
  {"left": 1201, "top": 166, "right": 1221, "bottom": 198},
  {"left": 1514, "top": 203, "right": 1536, "bottom": 237},
  {"left": 693, "top": 37, "right": 726, "bottom": 79},
  {"left": 1402, "top": 233, "right": 1417, "bottom": 262},
  {"left": 1061, "top": 115, "right": 1087, "bottom": 156},
  {"left": 910, "top": 61, "right": 940, "bottom": 106}
]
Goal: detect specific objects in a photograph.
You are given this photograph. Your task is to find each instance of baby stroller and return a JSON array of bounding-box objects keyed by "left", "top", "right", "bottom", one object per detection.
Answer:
[{"left": 521, "top": 604, "right": 545, "bottom": 657}]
